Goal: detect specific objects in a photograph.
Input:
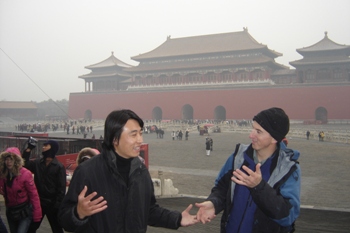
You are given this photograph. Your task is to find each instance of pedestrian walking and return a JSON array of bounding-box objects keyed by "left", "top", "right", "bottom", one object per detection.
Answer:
[{"left": 205, "top": 138, "right": 211, "bottom": 156}]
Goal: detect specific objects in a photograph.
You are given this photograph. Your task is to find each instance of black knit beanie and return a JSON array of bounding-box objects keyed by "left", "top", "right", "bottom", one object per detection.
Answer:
[{"left": 253, "top": 107, "right": 289, "bottom": 142}]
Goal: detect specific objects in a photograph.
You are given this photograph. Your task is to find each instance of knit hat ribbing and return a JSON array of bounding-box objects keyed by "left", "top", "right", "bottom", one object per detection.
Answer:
[{"left": 253, "top": 107, "right": 289, "bottom": 142}]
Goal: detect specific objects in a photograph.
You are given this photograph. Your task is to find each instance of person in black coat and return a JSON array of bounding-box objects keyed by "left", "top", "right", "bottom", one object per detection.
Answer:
[
  {"left": 58, "top": 109, "right": 198, "bottom": 233},
  {"left": 23, "top": 139, "right": 66, "bottom": 233}
]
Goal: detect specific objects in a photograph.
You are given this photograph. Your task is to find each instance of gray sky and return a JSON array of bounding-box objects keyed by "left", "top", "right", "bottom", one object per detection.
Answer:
[{"left": 1, "top": 0, "right": 349, "bottom": 102}]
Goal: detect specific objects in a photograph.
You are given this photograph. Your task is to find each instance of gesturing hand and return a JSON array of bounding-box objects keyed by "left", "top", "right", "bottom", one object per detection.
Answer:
[
  {"left": 231, "top": 164, "right": 262, "bottom": 188},
  {"left": 195, "top": 201, "right": 216, "bottom": 224},
  {"left": 76, "top": 186, "right": 108, "bottom": 219},
  {"left": 180, "top": 204, "right": 199, "bottom": 226}
]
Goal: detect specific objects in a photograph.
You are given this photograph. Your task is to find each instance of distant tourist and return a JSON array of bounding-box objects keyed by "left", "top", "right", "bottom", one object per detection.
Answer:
[{"left": 306, "top": 130, "right": 310, "bottom": 140}]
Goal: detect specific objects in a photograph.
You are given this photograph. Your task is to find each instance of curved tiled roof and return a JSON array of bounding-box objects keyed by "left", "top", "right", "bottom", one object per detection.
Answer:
[
  {"left": 297, "top": 32, "right": 350, "bottom": 54},
  {"left": 290, "top": 57, "right": 350, "bottom": 66},
  {"left": 79, "top": 72, "right": 131, "bottom": 79},
  {"left": 127, "top": 55, "right": 284, "bottom": 72},
  {"left": 131, "top": 29, "right": 282, "bottom": 60},
  {"left": 85, "top": 52, "right": 133, "bottom": 69}
]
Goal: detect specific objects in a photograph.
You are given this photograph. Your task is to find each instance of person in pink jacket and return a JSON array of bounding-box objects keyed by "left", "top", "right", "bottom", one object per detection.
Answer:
[{"left": 0, "top": 147, "right": 42, "bottom": 233}]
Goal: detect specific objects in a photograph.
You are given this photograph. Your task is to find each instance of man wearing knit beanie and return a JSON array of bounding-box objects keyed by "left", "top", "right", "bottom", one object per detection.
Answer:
[
  {"left": 252, "top": 107, "right": 289, "bottom": 143},
  {"left": 196, "top": 107, "right": 301, "bottom": 233},
  {"left": 22, "top": 139, "right": 66, "bottom": 233}
]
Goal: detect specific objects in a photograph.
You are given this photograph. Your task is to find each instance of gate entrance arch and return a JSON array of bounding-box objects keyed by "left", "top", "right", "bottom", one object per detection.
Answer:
[
  {"left": 214, "top": 105, "right": 226, "bottom": 121},
  {"left": 315, "top": 107, "right": 328, "bottom": 123},
  {"left": 84, "top": 110, "right": 92, "bottom": 121},
  {"left": 152, "top": 107, "right": 162, "bottom": 121},
  {"left": 182, "top": 104, "right": 193, "bottom": 120}
]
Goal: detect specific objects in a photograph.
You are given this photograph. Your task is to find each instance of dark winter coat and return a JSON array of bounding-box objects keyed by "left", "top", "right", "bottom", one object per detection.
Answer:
[
  {"left": 22, "top": 151, "right": 66, "bottom": 209},
  {"left": 58, "top": 148, "right": 182, "bottom": 233}
]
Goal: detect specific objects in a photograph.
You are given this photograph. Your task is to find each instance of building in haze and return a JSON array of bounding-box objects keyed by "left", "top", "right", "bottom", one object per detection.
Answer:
[
  {"left": 69, "top": 29, "right": 350, "bottom": 122},
  {"left": 0, "top": 101, "right": 38, "bottom": 120}
]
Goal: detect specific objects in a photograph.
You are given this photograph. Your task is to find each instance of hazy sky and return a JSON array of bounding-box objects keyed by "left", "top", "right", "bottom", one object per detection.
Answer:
[{"left": 1, "top": 0, "right": 349, "bottom": 102}]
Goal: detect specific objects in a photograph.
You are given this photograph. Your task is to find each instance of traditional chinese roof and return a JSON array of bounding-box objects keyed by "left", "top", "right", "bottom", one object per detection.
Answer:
[
  {"left": 128, "top": 54, "right": 286, "bottom": 73},
  {"left": 79, "top": 71, "right": 130, "bottom": 79},
  {"left": 85, "top": 52, "right": 133, "bottom": 69},
  {"left": 296, "top": 32, "right": 350, "bottom": 55},
  {"left": 289, "top": 56, "right": 350, "bottom": 66},
  {"left": 290, "top": 32, "right": 350, "bottom": 67},
  {"left": 131, "top": 28, "right": 282, "bottom": 61},
  {"left": 0, "top": 101, "right": 37, "bottom": 109},
  {"left": 80, "top": 52, "right": 133, "bottom": 79}
]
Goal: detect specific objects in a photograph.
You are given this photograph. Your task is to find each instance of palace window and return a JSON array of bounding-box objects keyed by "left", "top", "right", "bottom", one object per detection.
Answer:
[
  {"left": 222, "top": 72, "right": 232, "bottom": 82},
  {"left": 254, "top": 72, "right": 262, "bottom": 79},
  {"left": 333, "top": 68, "right": 343, "bottom": 79},
  {"left": 240, "top": 72, "right": 247, "bottom": 80},
  {"left": 306, "top": 70, "right": 315, "bottom": 80},
  {"left": 207, "top": 74, "right": 216, "bottom": 82},
  {"left": 318, "top": 69, "right": 329, "bottom": 80}
]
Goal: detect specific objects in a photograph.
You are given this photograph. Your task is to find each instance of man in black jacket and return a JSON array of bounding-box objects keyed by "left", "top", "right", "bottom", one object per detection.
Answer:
[
  {"left": 58, "top": 109, "right": 198, "bottom": 233},
  {"left": 23, "top": 139, "right": 66, "bottom": 233}
]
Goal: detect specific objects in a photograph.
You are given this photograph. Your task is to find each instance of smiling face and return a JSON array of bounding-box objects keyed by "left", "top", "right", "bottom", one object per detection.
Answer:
[
  {"left": 114, "top": 119, "right": 143, "bottom": 159},
  {"left": 249, "top": 121, "right": 277, "bottom": 158}
]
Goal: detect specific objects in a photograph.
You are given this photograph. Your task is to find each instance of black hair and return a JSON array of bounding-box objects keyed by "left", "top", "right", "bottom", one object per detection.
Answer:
[{"left": 102, "top": 109, "right": 144, "bottom": 150}]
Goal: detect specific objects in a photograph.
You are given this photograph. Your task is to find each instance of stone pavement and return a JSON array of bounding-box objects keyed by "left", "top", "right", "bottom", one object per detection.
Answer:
[{"left": 0, "top": 125, "right": 350, "bottom": 232}]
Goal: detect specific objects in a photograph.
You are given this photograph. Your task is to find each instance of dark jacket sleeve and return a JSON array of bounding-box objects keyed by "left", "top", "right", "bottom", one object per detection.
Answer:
[
  {"left": 58, "top": 166, "right": 88, "bottom": 232},
  {"left": 207, "top": 169, "right": 233, "bottom": 215},
  {"left": 249, "top": 164, "right": 301, "bottom": 226},
  {"left": 22, "top": 150, "right": 34, "bottom": 172},
  {"left": 147, "top": 177, "right": 182, "bottom": 229}
]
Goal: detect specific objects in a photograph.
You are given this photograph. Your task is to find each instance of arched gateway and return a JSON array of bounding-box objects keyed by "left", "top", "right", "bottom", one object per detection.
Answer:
[
  {"left": 84, "top": 110, "right": 92, "bottom": 121},
  {"left": 214, "top": 106, "right": 226, "bottom": 121},
  {"left": 152, "top": 107, "right": 162, "bottom": 121},
  {"left": 182, "top": 104, "right": 193, "bottom": 120},
  {"left": 315, "top": 107, "right": 328, "bottom": 123}
]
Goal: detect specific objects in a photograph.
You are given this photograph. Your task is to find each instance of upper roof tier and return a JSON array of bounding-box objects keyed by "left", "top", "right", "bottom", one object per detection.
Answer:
[
  {"left": 131, "top": 28, "right": 282, "bottom": 61},
  {"left": 85, "top": 52, "right": 133, "bottom": 69},
  {"left": 296, "top": 32, "right": 350, "bottom": 55}
]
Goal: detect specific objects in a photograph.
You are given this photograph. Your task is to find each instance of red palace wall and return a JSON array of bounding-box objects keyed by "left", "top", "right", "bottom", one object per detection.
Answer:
[{"left": 68, "top": 85, "right": 350, "bottom": 120}]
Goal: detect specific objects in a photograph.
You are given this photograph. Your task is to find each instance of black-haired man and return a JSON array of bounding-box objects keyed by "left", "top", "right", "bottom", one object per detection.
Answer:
[{"left": 58, "top": 109, "right": 198, "bottom": 233}]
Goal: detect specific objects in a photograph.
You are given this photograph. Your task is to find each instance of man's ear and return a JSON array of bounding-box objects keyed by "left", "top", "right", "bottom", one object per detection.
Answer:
[
  {"left": 271, "top": 137, "right": 278, "bottom": 144},
  {"left": 113, "top": 138, "right": 118, "bottom": 146}
]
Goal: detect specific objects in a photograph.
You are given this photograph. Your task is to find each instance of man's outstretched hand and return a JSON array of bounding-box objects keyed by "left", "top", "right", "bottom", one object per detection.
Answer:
[
  {"left": 195, "top": 201, "right": 216, "bottom": 224},
  {"left": 180, "top": 204, "right": 199, "bottom": 226},
  {"left": 76, "top": 186, "right": 108, "bottom": 219}
]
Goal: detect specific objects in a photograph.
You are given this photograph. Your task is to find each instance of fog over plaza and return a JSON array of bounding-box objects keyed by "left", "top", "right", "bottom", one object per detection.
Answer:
[{"left": 1, "top": 0, "right": 350, "bottom": 102}]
